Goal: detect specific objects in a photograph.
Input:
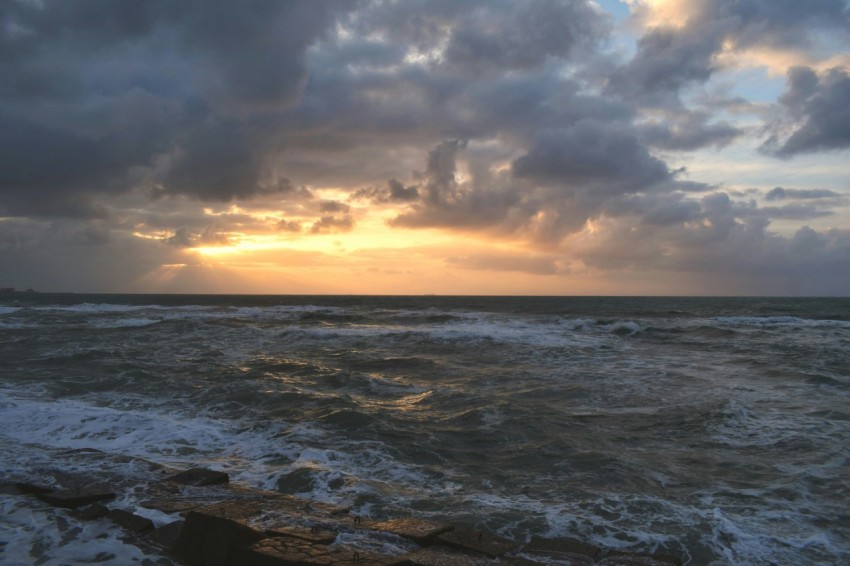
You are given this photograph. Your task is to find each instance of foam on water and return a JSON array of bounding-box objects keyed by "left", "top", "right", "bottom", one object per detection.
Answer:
[
  {"left": 0, "top": 495, "right": 163, "bottom": 566},
  {"left": 714, "top": 315, "right": 850, "bottom": 328},
  {"left": 2, "top": 296, "right": 849, "bottom": 564},
  {"left": 0, "top": 390, "right": 459, "bottom": 511},
  {"left": 34, "top": 303, "right": 162, "bottom": 313}
]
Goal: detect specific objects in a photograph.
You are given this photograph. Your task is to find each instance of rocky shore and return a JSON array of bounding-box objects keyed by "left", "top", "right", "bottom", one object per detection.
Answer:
[{"left": 4, "top": 448, "right": 684, "bottom": 565}]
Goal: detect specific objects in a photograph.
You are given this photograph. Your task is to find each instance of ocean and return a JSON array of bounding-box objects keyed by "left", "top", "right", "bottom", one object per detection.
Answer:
[{"left": 1, "top": 294, "right": 848, "bottom": 565}]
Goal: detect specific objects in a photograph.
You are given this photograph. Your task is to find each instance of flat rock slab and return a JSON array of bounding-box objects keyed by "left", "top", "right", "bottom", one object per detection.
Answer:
[
  {"left": 174, "top": 502, "right": 267, "bottom": 566},
  {"left": 599, "top": 553, "right": 683, "bottom": 566},
  {"left": 404, "top": 547, "right": 497, "bottom": 565},
  {"left": 141, "top": 498, "right": 215, "bottom": 515},
  {"left": 266, "top": 525, "right": 339, "bottom": 545},
  {"left": 71, "top": 503, "right": 110, "bottom": 521},
  {"left": 35, "top": 489, "right": 116, "bottom": 509},
  {"left": 435, "top": 527, "right": 517, "bottom": 558},
  {"left": 525, "top": 537, "right": 601, "bottom": 560},
  {"left": 507, "top": 554, "right": 593, "bottom": 566},
  {"left": 108, "top": 509, "right": 155, "bottom": 533},
  {"left": 266, "top": 495, "right": 352, "bottom": 519},
  {"left": 369, "top": 518, "right": 453, "bottom": 544},
  {"left": 192, "top": 500, "right": 268, "bottom": 522},
  {"left": 234, "top": 537, "right": 408, "bottom": 565},
  {"left": 165, "top": 468, "right": 230, "bottom": 487},
  {"left": 151, "top": 520, "right": 185, "bottom": 552},
  {"left": 14, "top": 482, "right": 55, "bottom": 495}
]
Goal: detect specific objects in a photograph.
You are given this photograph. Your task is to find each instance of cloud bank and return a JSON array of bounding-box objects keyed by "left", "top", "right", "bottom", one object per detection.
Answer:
[{"left": 1, "top": 0, "right": 849, "bottom": 294}]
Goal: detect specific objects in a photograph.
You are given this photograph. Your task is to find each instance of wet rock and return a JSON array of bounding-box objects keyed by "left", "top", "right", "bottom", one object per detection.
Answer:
[
  {"left": 173, "top": 501, "right": 267, "bottom": 565},
  {"left": 435, "top": 527, "right": 517, "bottom": 558},
  {"left": 404, "top": 546, "right": 496, "bottom": 565},
  {"left": 274, "top": 468, "right": 318, "bottom": 494},
  {"left": 232, "top": 537, "right": 409, "bottom": 565},
  {"left": 14, "top": 482, "right": 55, "bottom": 494},
  {"left": 524, "top": 536, "right": 601, "bottom": 560},
  {"left": 141, "top": 498, "right": 214, "bottom": 515},
  {"left": 71, "top": 503, "right": 110, "bottom": 521},
  {"left": 165, "top": 467, "right": 229, "bottom": 487},
  {"left": 598, "top": 552, "right": 683, "bottom": 566},
  {"left": 35, "top": 488, "right": 116, "bottom": 509},
  {"left": 507, "top": 554, "right": 593, "bottom": 566},
  {"left": 369, "top": 517, "right": 453, "bottom": 544},
  {"left": 230, "top": 537, "right": 329, "bottom": 565},
  {"left": 253, "top": 494, "right": 351, "bottom": 524},
  {"left": 151, "top": 520, "right": 185, "bottom": 552},
  {"left": 265, "top": 525, "right": 338, "bottom": 545},
  {"left": 107, "top": 509, "right": 155, "bottom": 534}
]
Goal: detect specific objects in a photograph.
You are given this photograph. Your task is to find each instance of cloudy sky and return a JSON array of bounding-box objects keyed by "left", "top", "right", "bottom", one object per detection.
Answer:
[{"left": 1, "top": 0, "right": 849, "bottom": 295}]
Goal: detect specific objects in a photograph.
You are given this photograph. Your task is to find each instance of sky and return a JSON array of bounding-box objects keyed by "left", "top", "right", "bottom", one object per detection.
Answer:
[{"left": 1, "top": 0, "right": 849, "bottom": 296}]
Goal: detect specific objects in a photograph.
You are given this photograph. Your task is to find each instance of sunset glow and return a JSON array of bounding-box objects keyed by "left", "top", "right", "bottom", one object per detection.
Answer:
[{"left": 1, "top": 0, "right": 849, "bottom": 295}]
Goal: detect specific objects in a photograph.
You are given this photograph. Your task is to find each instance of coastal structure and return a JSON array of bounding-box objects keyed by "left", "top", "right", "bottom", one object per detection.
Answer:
[{"left": 8, "top": 448, "right": 684, "bottom": 565}]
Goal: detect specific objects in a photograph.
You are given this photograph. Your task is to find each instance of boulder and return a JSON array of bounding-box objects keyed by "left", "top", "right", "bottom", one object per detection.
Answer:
[
  {"left": 165, "top": 467, "right": 229, "bottom": 487},
  {"left": 35, "top": 488, "right": 116, "bottom": 509},
  {"left": 141, "top": 497, "right": 214, "bottom": 515},
  {"left": 265, "top": 525, "right": 338, "bottom": 545},
  {"left": 173, "top": 501, "right": 267, "bottom": 566},
  {"left": 71, "top": 503, "right": 110, "bottom": 521},
  {"left": 404, "top": 546, "right": 496, "bottom": 565},
  {"left": 14, "top": 482, "right": 55, "bottom": 494},
  {"left": 507, "top": 552, "right": 593, "bottom": 565},
  {"left": 598, "top": 552, "right": 683, "bottom": 566},
  {"left": 435, "top": 527, "right": 517, "bottom": 558},
  {"left": 232, "top": 537, "right": 410, "bottom": 565},
  {"left": 369, "top": 518, "right": 453, "bottom": 544},
  {"left": 151, "top": 520, "right": 185, "bottom": 552},
  {"left": 524, "top": 536, "right": 601, "bottom": 560},
  {"left": 107, "top": 509, "right": 155, "bottom": 534}
]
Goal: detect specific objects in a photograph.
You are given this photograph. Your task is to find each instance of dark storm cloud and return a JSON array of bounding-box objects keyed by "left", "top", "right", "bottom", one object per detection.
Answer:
[
  {"left": 512, "top": 121, "right": 672, "bottom": 193},
  {"left": 318, "top": 201, "right": 351, "bottom": 214},
  {"left": 765, "top": 187, "right": 843, "bottom": 201},
  {"left": 441, "top": 0, "right": 609, "bottom": 71},
  {"left": 350, "top": 0, "right": 609, "bottom": 71},
  {"left": 610, "top": 0, "right": 850, "bottom": 106},
  {"left": 0, "top": 0, "right": 348, "bottom": 215},
  {"left": 693, "top": 0, "right": 850, "bottom": 50},
  {"left": 277, "top": 219, "right": 302, "bottom": 233},
  {"left": 310, "top": 215, "right": 355, "bottom": 234},
  {"left": 573, "top": 190, "right": 850, "bottom": 294},
  {"left": 1, "top": 0, "right": 849, "bottom": 294},
  {"left": 638, "top": 112, "right": 742, "bottom": 151},
  {"left": 606, "top": 25, "right": 720, "bottom": 107},
  {"left": 762, "top": 67, "right": 850, "bottom": 157},
  {"left": 753, "top": 204, "right": 834, "bottom": 220},
  {"left": 353, "top": 179, "right": 421, "bottom": 204},
  {"left": 602, "top": 193, "right": 702, "bottom": 226},
  {"left": 162, "top": 226, "right": 234, "bottom": 248},
  {"left": 390, "top": 140, "right": 525, "bottom": 231}
]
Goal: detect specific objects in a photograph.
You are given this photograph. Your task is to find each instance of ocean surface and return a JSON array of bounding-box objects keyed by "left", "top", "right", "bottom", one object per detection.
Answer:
[{"left": 1, "top": 294, "right": 849, "bottom": 565}]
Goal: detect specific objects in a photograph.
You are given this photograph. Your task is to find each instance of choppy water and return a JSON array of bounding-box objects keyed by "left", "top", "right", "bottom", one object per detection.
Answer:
[{"left": 1, "top": 294, "right": 849, "bottom": 565}]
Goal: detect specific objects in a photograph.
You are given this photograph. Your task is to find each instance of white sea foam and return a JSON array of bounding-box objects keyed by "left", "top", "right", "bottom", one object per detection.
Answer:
[
  {"left": 0, "top": 306, "right": 21, "bottom": 315},
  {"left": 35, "top": 302, "right": 158, "bottom": 313},
  {"left": 714, "top": 315, "right": 850, "bottom": 328},
  {"left": 0, "top": 391, "right": 458, "bottom": 513},
  {"left": 0, "top": 495, "right": 162, "bottom": 565},
  {"left": 90, "top": 317, "right": 162, "bottom": 328},
  {"left": 0, "top": 393, "right": 262, "bottom": 467}
]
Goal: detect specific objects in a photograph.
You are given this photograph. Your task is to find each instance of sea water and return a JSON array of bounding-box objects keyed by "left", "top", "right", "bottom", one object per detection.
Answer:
[{"left": 1, "top": 295, "right": 848, "bottom": 565}]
